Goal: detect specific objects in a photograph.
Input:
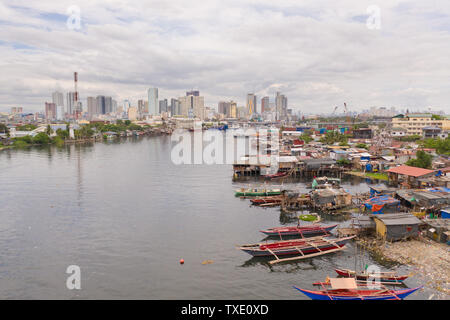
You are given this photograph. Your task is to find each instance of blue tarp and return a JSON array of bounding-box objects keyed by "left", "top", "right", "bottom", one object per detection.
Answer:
[
  {"left": 365, "top": 163, "right": 372, "bottom": 172},
  {"left": 364, "top": 195, "right": 400, "bottom": 214}
]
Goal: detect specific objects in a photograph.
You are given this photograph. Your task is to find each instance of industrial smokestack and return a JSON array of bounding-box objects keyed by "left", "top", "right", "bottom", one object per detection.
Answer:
[{"left": 74, "top": 72, "right": 78, "bottom": 102}]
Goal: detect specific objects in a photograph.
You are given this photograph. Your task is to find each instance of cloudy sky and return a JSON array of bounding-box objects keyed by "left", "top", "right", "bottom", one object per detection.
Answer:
[{"left": 1, "top": 0, "right": 450, "bottom": 114}]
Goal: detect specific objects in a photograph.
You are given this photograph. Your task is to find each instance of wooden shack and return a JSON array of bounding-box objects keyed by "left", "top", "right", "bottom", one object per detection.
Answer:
[{"left": 372, "top": 213, "right": 422, "bottom": 241}]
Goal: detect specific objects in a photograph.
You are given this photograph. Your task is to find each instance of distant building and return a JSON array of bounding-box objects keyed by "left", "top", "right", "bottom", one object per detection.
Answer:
[
  {"left": 45, "top": 102, "right": 56, "bottom": 120},
  {"left": 128, "top": 107, "right": 138, "bottom": 120},
  {"left": 170, "top": 98, "right": 180, "bottom": 116},
  {"left": 96, "top": 96, "right": 106, "bottom": 114},
  {"left": 391, "top": 113, "right": 450, "bottom": 136},
  {"left": 148, "top": 88, "right": 158, "bottom": 115},
  {"left": 52, "top": 91, "right": 64, "bottom": 108},
  {"left": 159, "top": 99, "right": 168, "bottom": 114},
  {"left": 87, "top": 97, "right": 97, "bottom": 118},
  {"left": 11, "top": 107, "right": 23, "bottom": 114},
  {"left": 218, "top": 101, "right": 230, "bottom": 116},
  {"left": 261, "top": 96, "right": 269, "bottom": 113},
  {"left": 66, "top": 92, "right": 76, "bottom": 115},
  {"left": 179, "top": 93, "right": 205, "bottom": 120},
  {"left": 246, "top": 93, "right": 257, "bottom": 117},
  {"left": 275, "top": 92, "right": 287, "bottom": 120},
  {"left": 186, "top": 90, "right": 199, "bottom": 96}
]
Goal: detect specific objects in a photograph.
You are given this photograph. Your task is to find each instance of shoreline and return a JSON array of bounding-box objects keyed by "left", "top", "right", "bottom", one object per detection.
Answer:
[{"left": 357, "top": 237, "right": 450, "bottom": 299}]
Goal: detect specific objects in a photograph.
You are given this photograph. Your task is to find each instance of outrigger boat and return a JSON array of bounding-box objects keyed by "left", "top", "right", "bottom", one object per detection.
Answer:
[
  {"left": 235, "top": 188, "right": 282, "bottom": 197},
  {"left": 334, "top": 268, "right": 410, "bottom": 284},
  {"left": 293, "top": 277, "right": 422, "bottom": 300},
  {"left": 238, "top": 235, "right": 355, "bottom": 264},
  {"left": 263, "top": 171, "right": 288, "bottom": 180},
  {"left": 260, "top": 224, "right": 337, "bottom": 238},
  {"left": 250, "top": 196, "right": 283, "bottom": 206}
]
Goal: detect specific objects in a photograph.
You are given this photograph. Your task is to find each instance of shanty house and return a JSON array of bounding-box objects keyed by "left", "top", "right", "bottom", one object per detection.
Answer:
[
  {"left": 372, "top": 213, "right": 422, "bottom": 241},
  {"left": 387, "top": 165, "right": 435, "bottom": 188}
]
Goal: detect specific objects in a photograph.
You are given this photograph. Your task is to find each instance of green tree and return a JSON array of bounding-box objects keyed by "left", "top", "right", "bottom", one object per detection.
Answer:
[
  {"left": 32, "top": 132, "right": 51, "bottom": 145},
  {"left": 0, "top": 123, "right": 9, "bottom": 136},
  {"left": 406, "top": 150, "right": 432, "bottom": 169}
]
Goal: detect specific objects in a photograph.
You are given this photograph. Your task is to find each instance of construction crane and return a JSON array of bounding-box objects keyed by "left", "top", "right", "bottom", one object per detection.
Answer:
[{"left": 332, "top": 103, "right": 352, "bottom": 125}]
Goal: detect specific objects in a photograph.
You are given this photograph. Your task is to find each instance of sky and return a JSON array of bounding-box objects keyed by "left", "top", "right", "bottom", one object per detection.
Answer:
[{"left": 1, "top": 0, "right": 450, "bottom": 114}]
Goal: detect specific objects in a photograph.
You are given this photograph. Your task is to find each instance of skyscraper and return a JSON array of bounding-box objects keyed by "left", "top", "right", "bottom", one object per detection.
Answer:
[
  {"left": 159, "top": 99, "right": 168, "bottom": 114},
  {"left": 66, "top": 92, "right": 76, "bottom": 115},
  {"left": 45, "top": 102, "right": 56, "bottom": 120},
  {"left": 275, "top": 92, "right": 287, "bottom": 120},
  {"left": 170, "top": 98, "right": 179, "bottom": 116},
  {"left": 261, "top": 96, "right": 269, "bottom": 113},
  {"left": 87, "top": 97, "right": 97, "bottom": 118},
  {"left": 148, "top": 88, "right": 158, "bottom": 115},
  {"left": 96, "top": 96, "right": 106, "bottom": 114},
  {"left": 105, "top": 96, "right": 113, "bottom": 114},
  {"left": 246, "top": 93, "right": 257, "bottom": 117},
  {"left": 179, "top": 92, "right": 205, "bottom": 120},
  {"left": 52, "top": 91, "right": 64, "bottom": 107},
  {"left": 186, "top": 90, "right": 199, "bottom": 96}
]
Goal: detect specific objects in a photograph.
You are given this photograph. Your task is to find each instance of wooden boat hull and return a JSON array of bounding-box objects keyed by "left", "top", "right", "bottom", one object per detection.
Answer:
[
  {"left": 260, "top": 224, "right": 337, "bottom": 237},
  {"left": 235, "top": 191, "right": 282, "bottom": 197},
  {"left": 263, "top": 172, "right": 288, "bottom": 179},
  {"left": 334, "top": 268, "right": 409, "bottom": 282},
  {"left": 293, "top": 286, "right": 422, "bottom": 300},
  {"left": 239, "top": 237, "right": 353, "bottom": 257},
  {"left": 250, "top": 197, "right": 282, "bottom": 205}
]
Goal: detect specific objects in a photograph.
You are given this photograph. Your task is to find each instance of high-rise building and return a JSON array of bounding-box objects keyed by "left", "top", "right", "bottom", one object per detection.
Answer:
[
  {"left": 261, "top": 96, "right": 269, "bottom": 113},
  {"left": 229, "top": 101, "right": 237, "bottom": 118},
  {"left": 56, "top": 105, "right": 64, "bottom": 120},
  {"left": 170, "top": 98, "right": 179, "bottom": 116},
  {"left": 96, "top": 96, "right": 106, "bottom": 114},
  {"left": 66, "top": 92, "right": 76, "bottom": 115},
  {"left": 148, "top": 88, "right": 158, "bottom": 115},
  {"left": 45, "top": 102, "right": 56, "bottom": 120},
  {"left": 11, "top": 107, "right": 23, "bottom": 114},
  {"left": 87, "top": 97, "right": 97, "bottom": 118},
  {"left": 179, "top": 93, "right": 205, "bottom": 120},
  {"left": 186, "top": 90, "right": 199, "bottom": 96},
  {"left": 138, "top": 99, "right": 145, "bottom": 115},
  {"left": 159, "top": 99, "right": 168, "bottom": 114},
  {"left": 246, "top": 93, "right": 257, "bottom": 117},
  {"left": 105, "top": 96, "right": 113, "bottom": 114},
  {"left": 275, "top": 92, "right": 288, "bottom": 120},
  {"left": 52, "top": 91, "right": 64, "bottom": 107},
  {"left": 128, "top": 107, "right": 138, "bottom": 120},
  {"left": 123, "top": 99, "right": 130, "bottom": 115},
  {"left": 112, "top": 99, "right": 118, "bottom": 113}
]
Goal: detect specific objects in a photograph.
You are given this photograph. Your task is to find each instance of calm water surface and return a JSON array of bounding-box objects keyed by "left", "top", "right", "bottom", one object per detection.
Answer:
[{"left": 0, "top": 135, "right": 432, "bottom": 299}]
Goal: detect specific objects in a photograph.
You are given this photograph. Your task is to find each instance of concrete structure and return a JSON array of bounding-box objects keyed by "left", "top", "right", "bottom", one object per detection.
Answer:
[
  {"left": 45, "top": 102, "right": 56, "bottom": 120},
  {"left": 391, "top": 113, "right": 450, "bottom": 136},
  {"left": 179, "top": 93, "right": 205, "bottom": 120},
  {"left": 246, "top": 93, "right": 257, "bottom": 117},
  {"left": 148, "top": 88, "right": 158, "bottom": 115},
  {"left": 261, "top": 96, "right": 269, "bottom": 114},
  {"left": 52, "top": 91, "right": 64, "bottom": 108}
]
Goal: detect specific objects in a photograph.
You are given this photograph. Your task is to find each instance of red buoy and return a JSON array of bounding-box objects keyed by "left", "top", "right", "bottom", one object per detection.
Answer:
[{"left": 179, "top": 259, "right": 184, "bottom": 264}]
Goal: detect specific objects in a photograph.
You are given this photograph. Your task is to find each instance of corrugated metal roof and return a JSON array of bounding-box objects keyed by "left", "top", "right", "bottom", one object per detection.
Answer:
[
  {"left": 387, "top": 165, "right": 435, "bottom": 177},
  {"left": 373, "top": 213, "right": 422, "bottom": 225}
]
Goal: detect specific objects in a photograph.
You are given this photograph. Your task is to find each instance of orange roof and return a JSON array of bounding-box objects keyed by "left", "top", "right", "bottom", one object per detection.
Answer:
[{"left": 387, "top": 165, "right": 435, "bottom": 177}]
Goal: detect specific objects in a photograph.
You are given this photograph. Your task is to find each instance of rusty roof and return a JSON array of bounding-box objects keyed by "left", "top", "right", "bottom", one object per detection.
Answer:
[{"left": 386, "top": 165, "right": 435, "bottom": 177}]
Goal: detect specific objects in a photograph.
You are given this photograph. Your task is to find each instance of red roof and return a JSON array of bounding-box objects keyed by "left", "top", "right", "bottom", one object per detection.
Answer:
[{"left": 386, "top": 165, "right": 435, "bottom": 177}]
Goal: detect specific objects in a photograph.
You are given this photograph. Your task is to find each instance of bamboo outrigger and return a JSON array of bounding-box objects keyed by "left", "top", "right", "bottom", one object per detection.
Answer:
[{"left": 238, "top": 235, "right": 355, "bottom": 265}]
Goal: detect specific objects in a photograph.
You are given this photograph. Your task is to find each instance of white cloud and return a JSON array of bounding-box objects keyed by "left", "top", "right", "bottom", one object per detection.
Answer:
[{"left": 0, "top": 0, "right": 450, "bottom": 113}]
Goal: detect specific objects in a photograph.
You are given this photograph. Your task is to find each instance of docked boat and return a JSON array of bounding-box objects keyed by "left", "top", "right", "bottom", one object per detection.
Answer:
[
  {"left": 293, "top": 278, "right": 422, "bottom": 300},
  {"left": 260, "top": 224, "right": 337, "bottom": 238},
  {"left": 311, "top": 177, "right": 341, "bottom": 189},
  {"left": 263, "top": 171, "right": 288, "bottom": 179},
  {"left": 334, "top": 268, "right": 409, "bottom": 283},
  {"left": 250, "top": 196, "right": 283, "bottom": 206},
  {"left": 235, "top": 188, "right": 282, "bottom": 197},
  {"left": 238, "top": 236, "right": 355, "bottom": 264}
]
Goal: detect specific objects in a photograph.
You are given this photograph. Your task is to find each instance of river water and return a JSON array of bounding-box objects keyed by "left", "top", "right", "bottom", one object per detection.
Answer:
[{"left": 0, "top": 134, "right": 432, "bottom": 299}]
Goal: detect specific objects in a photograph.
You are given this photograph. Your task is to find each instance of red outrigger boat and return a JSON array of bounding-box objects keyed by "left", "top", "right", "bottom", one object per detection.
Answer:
[
  {"left": 334, "top": 268, "right": 410, "bottom": 284},
  {"left": 238, "top": 236, "right": 355, "bottom": 264},
  {"left": 250, "top": 196, "right": 282, "bottom": 206},
  {"left": 260, "top": 224, "right": 337, "bottom": 238},
  {"left": 263, "top": 171, "right": 288, "bottom": 179}
]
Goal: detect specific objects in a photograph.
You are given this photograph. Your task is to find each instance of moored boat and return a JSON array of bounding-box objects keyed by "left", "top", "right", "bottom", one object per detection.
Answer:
[
  {"left": 293, "top": 285, "right": 422, "bottom": 300},
  {"left": 238, "top": 236, "right": 354, "bottom": 258},
  {"left": 263, "top": 171, "right": 288, "bottom": 179},
  {"left": 334, "top": 268, "right": 409, "bottom": 283},
  {"left": 250, "top": 196, "right": 283, "bottom": 206},
  {"left": 235, "top": 188, "right": 282, "bottom": 197},
  {"left": 260, "top": 224, "right": 337, "bottom": 237}
]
